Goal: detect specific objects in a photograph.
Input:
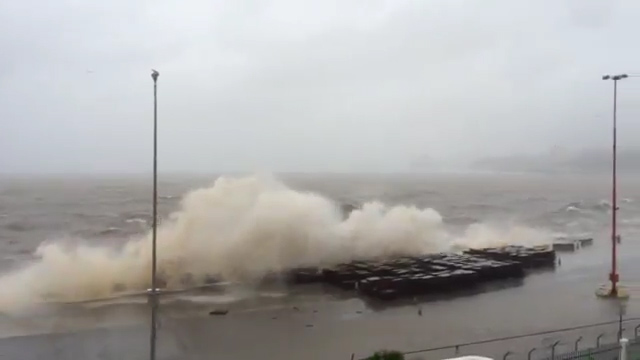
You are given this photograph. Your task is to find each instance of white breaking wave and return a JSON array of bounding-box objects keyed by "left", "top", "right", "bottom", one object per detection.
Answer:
[
  {"left": 125, "top": 218, "right": 147, "bottom": 224},
  {"left": 0, "top": 175, "right": 551, "bottom": 312}
]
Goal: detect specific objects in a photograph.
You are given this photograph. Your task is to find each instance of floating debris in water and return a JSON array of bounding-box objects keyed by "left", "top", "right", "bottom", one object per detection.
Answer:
[{"left": 209, "top": 309, "right": 229, "bottom": 316}]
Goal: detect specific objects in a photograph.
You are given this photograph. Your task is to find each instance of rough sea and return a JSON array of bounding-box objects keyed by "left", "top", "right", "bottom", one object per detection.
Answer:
[{"left": 0, "top": 172, "right": 639, "bottom": 360}]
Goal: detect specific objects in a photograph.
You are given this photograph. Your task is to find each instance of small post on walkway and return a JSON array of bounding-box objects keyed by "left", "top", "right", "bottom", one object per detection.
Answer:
[
  {"left": 620, "top": 337, "right": 629, "bottom": 360},
  {"left": 619, "top": 299, "right": 628, "bottom": 340}
]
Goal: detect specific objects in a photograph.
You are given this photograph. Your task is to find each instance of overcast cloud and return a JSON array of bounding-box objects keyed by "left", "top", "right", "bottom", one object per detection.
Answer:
[{"left": 1, "top": 0, "right": 640, "bottom": 174}]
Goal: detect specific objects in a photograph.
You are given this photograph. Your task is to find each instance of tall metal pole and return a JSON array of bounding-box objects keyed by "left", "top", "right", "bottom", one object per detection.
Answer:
[
  {"left": 611, "top": 78, "right": 619, "bottom": 296},
  {"left": 150, "top": 69, "right": 159, "bottom": 360},
  {"left": 601, "top": 73, "right": 628, "bottom": 298}
]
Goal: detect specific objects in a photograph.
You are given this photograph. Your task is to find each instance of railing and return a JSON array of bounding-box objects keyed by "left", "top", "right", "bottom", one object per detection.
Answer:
[
  {"left": 542, "top": 343, "right": 620, "bottom": 360},
  {"left": 355, "top": 316, "right": 640, "bottom": 360}
]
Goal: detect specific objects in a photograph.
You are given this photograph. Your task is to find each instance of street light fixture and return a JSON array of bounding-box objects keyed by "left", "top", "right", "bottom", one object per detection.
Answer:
[{"left": 602, "top": 74, "right": 628, "bottom": 80}]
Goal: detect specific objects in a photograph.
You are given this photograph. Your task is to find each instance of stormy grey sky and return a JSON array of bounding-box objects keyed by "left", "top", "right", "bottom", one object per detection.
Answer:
[{"left": 2, "top": 0, "right": 640, "bottom": 174}]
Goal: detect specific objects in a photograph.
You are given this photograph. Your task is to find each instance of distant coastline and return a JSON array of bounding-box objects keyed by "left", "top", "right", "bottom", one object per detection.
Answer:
[{"left": 470, "top": 148, "right": 640, "bottom": 174}]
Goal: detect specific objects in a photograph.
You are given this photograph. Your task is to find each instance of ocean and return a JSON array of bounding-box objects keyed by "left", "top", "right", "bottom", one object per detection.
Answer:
[{"left": 0, "top": 172, "right": 638, "bottom": 359}]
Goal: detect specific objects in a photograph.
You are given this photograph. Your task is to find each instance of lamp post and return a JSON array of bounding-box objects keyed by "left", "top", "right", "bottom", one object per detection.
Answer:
[
  {"left": 149, "top": 69, "right": 160, "bottom": 360},
  {"left": 601, "top": 73, "right": 628, "bottom": 297}
]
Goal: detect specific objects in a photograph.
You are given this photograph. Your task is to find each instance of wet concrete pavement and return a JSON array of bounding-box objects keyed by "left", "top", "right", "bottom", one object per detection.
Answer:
[{"left": 2, "top": 241, "right": 640, "bottom": 359}]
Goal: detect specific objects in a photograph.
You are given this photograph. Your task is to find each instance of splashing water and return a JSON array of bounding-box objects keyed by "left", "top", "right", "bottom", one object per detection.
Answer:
[{"left": 0, "top": 175, "right": 551, "bottom": 312}]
